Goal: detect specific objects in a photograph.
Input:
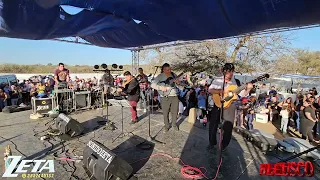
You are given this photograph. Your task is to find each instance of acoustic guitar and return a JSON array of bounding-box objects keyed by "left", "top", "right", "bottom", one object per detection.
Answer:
[
  {"left": 158, "top": 72, "right": 186, "bottom": 97},
  {"left": 212, "top": 74, "right": 269, "bottom": 108}
]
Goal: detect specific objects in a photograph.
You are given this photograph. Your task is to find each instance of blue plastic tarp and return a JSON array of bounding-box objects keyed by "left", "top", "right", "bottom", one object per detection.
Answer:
[{"left": 1, "top": 0, "right": 320, "bottom": 48}]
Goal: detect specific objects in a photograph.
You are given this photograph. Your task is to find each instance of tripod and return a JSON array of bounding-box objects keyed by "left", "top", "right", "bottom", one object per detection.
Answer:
[{"left": 107, "top": 99, "right": 132, "bottom": 143}]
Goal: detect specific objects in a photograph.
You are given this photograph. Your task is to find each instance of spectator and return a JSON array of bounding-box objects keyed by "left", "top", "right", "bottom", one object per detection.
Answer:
[
  {"left": 10, "top": 85, "right": 19, "bottom": 105},
  {"left": 300, "top": 99, "right": 319, "bottom": 144},
  {"left": 269, "top": 86, "right": 277, "bottom": 96},
  {"left": 0, "top": 89, "right": 7, "bottom": 111}
]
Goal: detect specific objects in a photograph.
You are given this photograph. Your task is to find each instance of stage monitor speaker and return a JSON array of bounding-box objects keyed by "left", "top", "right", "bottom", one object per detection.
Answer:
[
  {"left": 55, "top": 113, "right": 84, "bottom": 137},
  {"left": 83, "top": 140, "right": 133, "bottom": 180}
]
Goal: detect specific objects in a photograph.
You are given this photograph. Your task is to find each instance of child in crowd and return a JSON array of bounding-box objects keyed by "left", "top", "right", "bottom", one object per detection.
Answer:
[
  {"left": 197, "top": 89, "right": 207, "bottom": 126},
  {"left": 280, "top": 104, "right": 290, "bottom": 134}
]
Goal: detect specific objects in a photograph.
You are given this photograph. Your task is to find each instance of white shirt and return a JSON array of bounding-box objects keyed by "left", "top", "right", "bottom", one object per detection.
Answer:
[{"left": 209, "top": 76, "right": 237, "bottom": 90}]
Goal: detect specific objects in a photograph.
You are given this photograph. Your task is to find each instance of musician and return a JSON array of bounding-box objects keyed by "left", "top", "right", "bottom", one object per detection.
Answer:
[
  {"left": 117, "top": 71, "right": 140, "bottom": 124},
  {"left": 101, "top": 69, "right": 114, "bottom": 97},
  {"left": 136, "top": 68, "right": 149, "bottom": 112},
  {"left": 54, "top": 63, "right": 70, "bottom": 87},
  {"left": 208, "top": 63, "right": 252, "bottom": 152},
  {"left": 151, "top": 63, "right": 181, "bottom": 132}
]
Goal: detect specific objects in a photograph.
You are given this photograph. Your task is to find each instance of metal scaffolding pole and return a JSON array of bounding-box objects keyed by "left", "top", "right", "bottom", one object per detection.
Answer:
[{"left": 131, "top": 50, "right": 140, "bottom": 75}]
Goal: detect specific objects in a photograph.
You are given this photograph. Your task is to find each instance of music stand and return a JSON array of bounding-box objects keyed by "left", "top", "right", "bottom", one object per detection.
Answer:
[{"left": 107, "top": 99, "right": 132, "bottom": 142}]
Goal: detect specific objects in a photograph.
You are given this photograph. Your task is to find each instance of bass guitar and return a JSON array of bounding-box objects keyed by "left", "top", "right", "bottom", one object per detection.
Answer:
[
  {"left": 212, "top": 74, "right": 269, "bottom": 108},
  {"left": 158, "top": 72, "right": 186, "bottom": 97}
]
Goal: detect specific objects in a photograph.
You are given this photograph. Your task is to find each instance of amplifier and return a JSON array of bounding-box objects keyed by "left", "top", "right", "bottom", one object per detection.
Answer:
[
  {"left": 31, "top": 97, "right": 53, "bottom": 114},
  {"left": 74, "top": 91, "right": 91, "bottom": 110},
  {"left": 55, "top": 113, "right": 84, "bottom": 137},
  {"left": 83, "top": 140, "right": 133, "bottom": 180}
]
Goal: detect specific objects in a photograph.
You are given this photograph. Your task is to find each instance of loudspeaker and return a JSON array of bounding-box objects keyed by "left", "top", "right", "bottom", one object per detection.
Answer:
[
  {"left": 83, "top": 140, "right": 133, "bottom": 180},
  {"left": 55, "top": 113, "right": 84, "bottom": 137},
  {"left": 75, "top": 91, "right": 91, "bottom": 110}
]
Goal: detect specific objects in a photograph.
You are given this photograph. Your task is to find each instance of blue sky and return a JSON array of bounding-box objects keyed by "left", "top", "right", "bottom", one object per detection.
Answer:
[
  {"left": 1, "top": 27, "right": 319, "bottom": 66},
  {"left": 0, "top": 5, "right": 319, "bottom": 66}
]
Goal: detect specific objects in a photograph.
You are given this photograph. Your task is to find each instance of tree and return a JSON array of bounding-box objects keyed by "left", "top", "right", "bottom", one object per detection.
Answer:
[{"left": 139, "top": 33, "right": 292, "bottom": 76}]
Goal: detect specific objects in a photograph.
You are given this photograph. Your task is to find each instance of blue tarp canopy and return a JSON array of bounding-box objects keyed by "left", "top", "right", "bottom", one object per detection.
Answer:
[{"left": 0, "top": 0, "right": 320, "bottom": 48}]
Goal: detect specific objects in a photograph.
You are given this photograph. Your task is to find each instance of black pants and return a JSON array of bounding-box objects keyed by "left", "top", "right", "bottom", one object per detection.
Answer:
[
  {"left": 208, "top": 105, "right": 233, "bottom": 149},
  {"left": 301, "top": 119, "right": 315, "bottom": 142},
  {"left": 161, "top": 96, "right": 179, "bottom": 129}
]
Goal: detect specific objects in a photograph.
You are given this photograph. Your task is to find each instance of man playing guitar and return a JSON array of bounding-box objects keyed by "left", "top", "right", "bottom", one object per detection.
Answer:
[
  {"left": 208, "top": 63, "right": 253, "bottom": 152},
  {"left": 151, "top": 63, "right": 182, "bottom": 132}
]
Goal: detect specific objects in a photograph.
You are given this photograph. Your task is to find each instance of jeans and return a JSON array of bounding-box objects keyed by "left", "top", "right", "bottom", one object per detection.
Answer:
[
  {"left": 281, "top": 117, "right": 289, "bottom": 133},
  {"left": 295, "top": 111, "right": 300, "bottom": 132},
  {"left": 138, "top": 91, "right": 147, "bottom": 110},
  {"left": 129, "top": 101, "right": 138, "bottom": 121},
  {"left": 11, "top": 98, "right": 19, "bottom": 106},
  {"left": 247, "top": 114, "right": 255, "bottom": 130},
  {"left": 178, "top": 102, "right": 184, "bottom": 114},
  {"left": 0, "top": 99, "right": 7, "bottom": 110}
]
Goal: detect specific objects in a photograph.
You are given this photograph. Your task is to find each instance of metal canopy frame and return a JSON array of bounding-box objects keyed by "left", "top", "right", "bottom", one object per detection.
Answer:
[{"left": 52, "top": 24, "right": 319, "bottom": 74}]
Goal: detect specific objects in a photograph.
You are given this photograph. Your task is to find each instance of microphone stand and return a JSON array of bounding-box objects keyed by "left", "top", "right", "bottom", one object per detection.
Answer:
[
  {"left": 219, "top": 73, "right": 226, "bottom": 152},
  {"left": 151, "top": 66, "right": 160, "bottom": 81},
  {"left": 146, "top": 87, "right": 165, "bottom": 144}
]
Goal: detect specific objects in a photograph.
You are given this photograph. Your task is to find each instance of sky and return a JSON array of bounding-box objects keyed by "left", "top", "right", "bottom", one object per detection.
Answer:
[{"left": 0, "top": 6, "right": 319, "bottom": 66}]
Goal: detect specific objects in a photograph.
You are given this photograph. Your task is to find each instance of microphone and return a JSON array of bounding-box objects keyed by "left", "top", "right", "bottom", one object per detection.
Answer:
[{"left": 154, "top": 65, "right": 162, "bottom": 68}]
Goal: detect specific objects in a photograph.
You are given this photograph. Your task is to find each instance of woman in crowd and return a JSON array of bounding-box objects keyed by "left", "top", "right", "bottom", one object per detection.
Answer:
[
  {"left": 0, "top": 89, "right": 7, "bottom": 111},
  {"left": 300, "top": 98, "right": 320, "bottom": 144},
  {"left": 10, "top": 86, "right": 19, "bottom": 105}
]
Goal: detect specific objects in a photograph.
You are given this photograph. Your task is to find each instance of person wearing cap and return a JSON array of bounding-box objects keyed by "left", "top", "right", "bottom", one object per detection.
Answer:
[
  {"left": 117, "top": 71, "right": 140, "bottom": 124},
  {"left": 207, "top": 63, "right": 252, "bottom": 152}
]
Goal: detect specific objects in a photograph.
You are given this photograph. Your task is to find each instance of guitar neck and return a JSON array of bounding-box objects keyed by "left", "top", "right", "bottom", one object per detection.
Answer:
[{"left": 231, "top": 84, "right": 246, "bottom": 94}]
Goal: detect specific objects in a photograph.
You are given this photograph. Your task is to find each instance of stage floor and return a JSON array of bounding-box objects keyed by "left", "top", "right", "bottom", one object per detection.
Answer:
[{"left": 0, "top": 107, "right": 319, "bottom": 180}]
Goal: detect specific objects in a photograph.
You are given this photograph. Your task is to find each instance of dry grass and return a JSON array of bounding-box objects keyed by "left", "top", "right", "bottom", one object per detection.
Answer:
[{"left": 0, "top": 64, "right": 156, "bottom": 74}]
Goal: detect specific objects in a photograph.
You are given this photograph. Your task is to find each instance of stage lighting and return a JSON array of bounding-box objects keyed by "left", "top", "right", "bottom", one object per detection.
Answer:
[
  {"left": 112, "top": 64, "right": 118, "bottom": 69},
  {"left": 119, "top": 65, "right": 123, "bottom": 69},
  {"left": 101, "top": 64, "right": 107, "bottom": 69},
  {"left": 94, "top": 65, "right": 99, "bottom": 69}
]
